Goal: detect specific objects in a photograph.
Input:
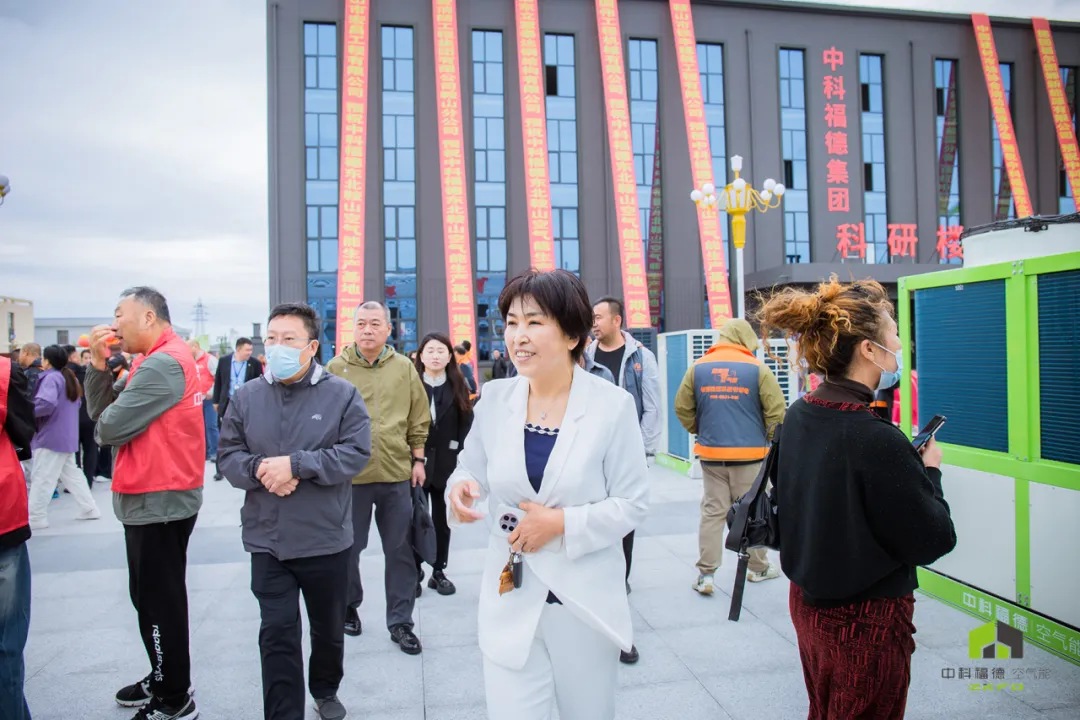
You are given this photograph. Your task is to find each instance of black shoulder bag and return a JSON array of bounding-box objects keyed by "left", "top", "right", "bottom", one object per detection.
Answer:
[{"left": 724, "top": 424, "right": 782, "bottom": 622}]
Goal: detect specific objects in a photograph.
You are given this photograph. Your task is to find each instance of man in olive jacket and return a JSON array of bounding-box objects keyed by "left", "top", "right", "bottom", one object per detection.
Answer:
[{"left": 327, "top": 301, "right": 430, "bottom": 656}]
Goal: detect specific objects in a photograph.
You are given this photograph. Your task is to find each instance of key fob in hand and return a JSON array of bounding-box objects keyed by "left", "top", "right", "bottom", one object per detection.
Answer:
[{"left": 512, "top": 551, "right": 523, "bottom": 589}]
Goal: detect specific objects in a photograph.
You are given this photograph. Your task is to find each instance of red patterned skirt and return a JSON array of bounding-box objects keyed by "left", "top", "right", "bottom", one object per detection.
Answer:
[{"left": 789, "top": 582, "right": 917, "bottom": 720}]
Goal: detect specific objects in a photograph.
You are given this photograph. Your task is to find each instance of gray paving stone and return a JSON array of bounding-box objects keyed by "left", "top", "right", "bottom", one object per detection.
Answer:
[{"left": 20, "top": 462, "right": 1079, "bottom": 720}]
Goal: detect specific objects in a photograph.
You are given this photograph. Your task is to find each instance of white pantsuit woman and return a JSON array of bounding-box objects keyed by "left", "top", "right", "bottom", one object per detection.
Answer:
[{"left": 447, "top": 269, "right": 649, "bottom": 720}]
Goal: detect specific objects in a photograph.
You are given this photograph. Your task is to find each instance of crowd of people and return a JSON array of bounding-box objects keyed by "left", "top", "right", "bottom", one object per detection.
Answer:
[{"left": 0, "top": 271, "right": 956, "bottom": 720}]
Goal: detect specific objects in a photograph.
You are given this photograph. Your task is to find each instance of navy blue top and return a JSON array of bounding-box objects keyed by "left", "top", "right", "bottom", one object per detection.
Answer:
[{"left": 524, "top": 423, "right": 561, "bottom": 604}]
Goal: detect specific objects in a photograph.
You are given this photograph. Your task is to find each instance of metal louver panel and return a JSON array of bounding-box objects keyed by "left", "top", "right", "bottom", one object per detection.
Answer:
[
  {"left": 1038, "top": 269, "right": 1080, "bottom": 465},
  {"left": 915, "top": 281, "right": 1008, "bottom": 453}
]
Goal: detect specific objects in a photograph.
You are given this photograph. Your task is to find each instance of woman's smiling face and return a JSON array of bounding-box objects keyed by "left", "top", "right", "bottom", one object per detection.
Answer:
[{"left": 503, "top": 295, "right": 577, "bottom": 379}]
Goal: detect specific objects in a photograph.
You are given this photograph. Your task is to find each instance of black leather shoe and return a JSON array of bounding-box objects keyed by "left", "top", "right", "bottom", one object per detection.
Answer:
[
  {"left": 390, "top": 624, "right": 422, "bottom": 655},
  {"left": 625, "top": 580, "right": 632, "bottom": 596},
  {"left": 428, "top": 570, "right": 456, "bottom": 596},
  {"left": 620, "top": 645, "right": 640, "bottom": 664},
  {"left": 415, "top": 582, "right": 422, "bottom": 598},
  {"left": 344, "top": 610, "right": 362, "bottom": 637},
  {"left": 314, "top": 694, "right": 347, "bottom": 720}
]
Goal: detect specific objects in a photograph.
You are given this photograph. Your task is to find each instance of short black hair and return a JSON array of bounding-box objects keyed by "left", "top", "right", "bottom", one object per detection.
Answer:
[
  {"left": 62, "top": 344, "right": 77, "bottom": 356},
  {"left": 498, "top": 269, "right": 593, "bottom": 362},
  {"left": 461, "top": 340, "right": 472, "bottom": 352},
  {"left": 594, "top": 296, "right": 624, "bottom": 325},
  {"left": 120, "top": 286, "right": 171, "bottom": 324},
  {"left": 454, "top": 344, "right": 467, "bottom": 355},
  {"left": 268, "top": 303, "right": 321, "bottom": 342},
  {"left": 235, "top": 337, "right": 253, "bottom": 349}
]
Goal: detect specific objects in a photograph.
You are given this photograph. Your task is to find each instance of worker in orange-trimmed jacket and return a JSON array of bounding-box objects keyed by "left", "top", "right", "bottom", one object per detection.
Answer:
[
  {"left": 0, "top": 354, "right": 34, "bottom": 720},
  {"left": 674, "top": 318, "right": 786, "bottom": 596}
]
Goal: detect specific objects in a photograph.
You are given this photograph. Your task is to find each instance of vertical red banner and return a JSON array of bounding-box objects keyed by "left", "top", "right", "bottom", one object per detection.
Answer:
[
  {"left": 432, "top": 0, "right": 478, "bottom": 360},
  {"left": 336, "top": 0, "right": 371, "bottom": 352},
  {"left": 1033, "top": 18, "right": 1080, "bottom": 202},
  {"left": 515, "top": 0, "right": 556, "bottom": 271},
  {"left": 595, "top": 0, "right": 650, "bottom": 329},
  {"left": 668, "top": 0, "right": 733, "bottom": 328},
  {"left": 971, "top": 14, "right": 1033, "bottom": 218}
]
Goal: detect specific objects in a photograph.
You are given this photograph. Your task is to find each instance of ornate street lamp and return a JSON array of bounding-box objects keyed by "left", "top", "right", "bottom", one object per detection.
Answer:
[
  {"left": 0, "top": 175, "right": 9, "bottom": 207},
  {"left": 690, "top": 155, "right": 784, "bottom": 319}
]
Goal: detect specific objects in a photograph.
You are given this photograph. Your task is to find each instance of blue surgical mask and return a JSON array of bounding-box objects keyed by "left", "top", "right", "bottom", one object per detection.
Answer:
[
  {"left": 872, "top": 341, "right": 902, "bottom": 391},
  {"left": 265, "top": 342, "right": 310, "bottom": 381}
]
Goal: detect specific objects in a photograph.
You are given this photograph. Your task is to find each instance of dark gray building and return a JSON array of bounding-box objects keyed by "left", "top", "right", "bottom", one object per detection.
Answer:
[{"left": 267, "top": 0, "right": 1080, "bottom": 360}]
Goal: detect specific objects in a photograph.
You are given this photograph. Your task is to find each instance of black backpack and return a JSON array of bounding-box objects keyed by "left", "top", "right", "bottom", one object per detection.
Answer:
[{"left": 724, "top": 424, "right": 782, "bottom": 621}]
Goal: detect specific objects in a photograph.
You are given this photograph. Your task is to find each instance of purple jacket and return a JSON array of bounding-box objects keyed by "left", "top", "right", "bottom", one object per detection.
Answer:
[{"left": 31, "top": 370, "right": 80, "bottom": 453}]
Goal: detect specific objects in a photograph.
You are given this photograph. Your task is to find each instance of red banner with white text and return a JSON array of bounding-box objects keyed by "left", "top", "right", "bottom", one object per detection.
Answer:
[
  {"left": 1033, "top": 18, "right": 1080, "bottom": 202},
  {"left": 432, "top": 0, "right": 478, "bottom": 358},
  {"left": 668, "top": 0, "right": 733, "bottom": 327},
  {"left": 515, "top": 0, "right": 556, "bottom": 271},
  {"left": 971, "top": 13, "right": 1033, "bottom": 217},
  {"left": 336, "top": 0, "right": 371, "bottom": 352},
  {"left": 595, "top": 0, "right": 651, "bottom": 329}
]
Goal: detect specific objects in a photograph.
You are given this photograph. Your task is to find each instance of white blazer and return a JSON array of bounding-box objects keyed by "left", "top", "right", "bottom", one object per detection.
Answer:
[{"left": 446, "top": 365, "right": 650, "bottom": 670}]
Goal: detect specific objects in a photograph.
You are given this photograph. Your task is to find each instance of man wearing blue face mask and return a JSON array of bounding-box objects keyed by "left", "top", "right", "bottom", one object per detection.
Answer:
[{"left": 218, "top": 302, "right": 372, "bottom": 720}]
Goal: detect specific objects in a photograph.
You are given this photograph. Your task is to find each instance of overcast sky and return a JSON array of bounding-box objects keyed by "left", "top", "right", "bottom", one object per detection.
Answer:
[{"left": 0, "top": 0, "right": 1076, "bottom": 341}]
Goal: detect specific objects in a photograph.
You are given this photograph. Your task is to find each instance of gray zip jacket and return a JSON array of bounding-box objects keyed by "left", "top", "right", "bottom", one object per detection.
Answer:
[
  {"left": 218, "top": 362, "right": 372, "bottom": 561},
  {"left": 584, "top": 330, "right": 662, "bottom": 454}
]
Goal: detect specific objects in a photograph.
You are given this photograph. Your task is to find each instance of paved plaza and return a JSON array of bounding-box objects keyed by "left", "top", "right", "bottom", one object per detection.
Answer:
[{"left": 24, "top": 463, "right": 1080, "bottom": 719}]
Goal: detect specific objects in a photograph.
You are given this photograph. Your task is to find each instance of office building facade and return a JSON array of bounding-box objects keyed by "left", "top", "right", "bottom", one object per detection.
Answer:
[{"left": 267, "top": 0, "right": 1080, "bottom": 359}]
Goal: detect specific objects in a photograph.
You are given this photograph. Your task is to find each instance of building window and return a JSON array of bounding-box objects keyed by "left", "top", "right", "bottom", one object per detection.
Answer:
[
  {"left": 304, "top": 23, "right": 339, "bottom": 360},
  {"left": 1061, "top": 67, "right": 1078, "bottom": 214},
  {"left": 56, "top": 330, "right": 69, "bottom": 345},
  {"left": 779, "top": 49, "right": 810, "bottom": 264},
  {"left": 860, "top": 54, "right": 888, "bottom": 264},
  {"left": 544, "top": 34, "right": 579, "bottom": 274},
  {"left": 699, "top": 42, "right": 726, "bottom": 329},
  {"left": 935, "top": 59, "right": 961, "bottom": 265},
  {"left": 992, "top": 63, "right": 1015, "bottom": 221},
  {"left": 381, "top": 26, "right": 418, "bottom": 353},
  {"left": 473, "top": 30, "right": 507, "bottom": 360},
  {"left": 629, "top": 39, "right": 663, "bottom": 330}
]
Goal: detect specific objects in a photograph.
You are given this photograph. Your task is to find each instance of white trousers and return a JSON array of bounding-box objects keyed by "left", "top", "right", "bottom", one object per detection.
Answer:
[
  {"left": 28, "top": 448, "right": 101, "bottom": 526},
  {"left": 483, "top": 603, "right": 619, "bottom": 720}
]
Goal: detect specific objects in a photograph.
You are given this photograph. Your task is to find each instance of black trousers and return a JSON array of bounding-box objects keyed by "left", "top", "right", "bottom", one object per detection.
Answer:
[
  {"left": 77, "top": 424, "right": 98, "bottom": 487},
  {"left": 623, "top": 531, "right": 635, "bottom": 581},
  {"left": 414, "top": 483, "right": 451, "bottom": 573},
  {"left": 98, "top": 446, "right": 113, "bottom": 479},
  {"left": 251, "top": 549, "right": 349, "bottom": 720},
  {"left": 124, "top": 515, "right": 197, "bottom": 707}
]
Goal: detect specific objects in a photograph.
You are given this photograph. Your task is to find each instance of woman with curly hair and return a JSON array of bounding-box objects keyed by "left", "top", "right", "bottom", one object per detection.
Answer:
[{"left": 757, "top": 276, "right": 956, "bottom": 720}]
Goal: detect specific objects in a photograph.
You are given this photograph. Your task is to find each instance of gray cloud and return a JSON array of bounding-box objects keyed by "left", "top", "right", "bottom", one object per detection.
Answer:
[{"left": 0, "top": 0, "right": 269, "bottom": 340}]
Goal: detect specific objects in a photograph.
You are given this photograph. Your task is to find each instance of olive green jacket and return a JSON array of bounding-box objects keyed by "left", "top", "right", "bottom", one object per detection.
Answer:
[{"left": 327, "top": 344, "right": 430, "bottom": 484}]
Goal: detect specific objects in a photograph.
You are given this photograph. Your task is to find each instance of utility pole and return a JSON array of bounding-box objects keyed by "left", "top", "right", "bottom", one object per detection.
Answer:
[{"left": 192, "top": 299, "right": 209, "bottom": 339}]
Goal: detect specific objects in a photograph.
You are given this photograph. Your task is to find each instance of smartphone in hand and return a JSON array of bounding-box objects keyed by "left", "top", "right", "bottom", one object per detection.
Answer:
[{"left": 913, "top": 415, "right": 946, "bottom": 452}]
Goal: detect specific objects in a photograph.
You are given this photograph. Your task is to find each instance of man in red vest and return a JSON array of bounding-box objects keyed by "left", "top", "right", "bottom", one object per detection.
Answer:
[
  {"left": 0, "top": 354, "right": 35, "bottom": 720},
  {"left": 85, "top": 287, "right": 204, "bottom": 720}
]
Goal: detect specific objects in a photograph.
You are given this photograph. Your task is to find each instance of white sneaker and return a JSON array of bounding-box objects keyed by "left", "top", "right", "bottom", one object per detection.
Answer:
[
  {"left": 29, "top": 518, "right": 49, "bottom": 531},
  {"left": 693, "top": 573, "right": 715, "bottom": 595},
  {"left": 76, "top": 509, "right": 101, "bottom": 521},
  {"left": 747, "top": 565, "right": 780, "bottom": 583}
]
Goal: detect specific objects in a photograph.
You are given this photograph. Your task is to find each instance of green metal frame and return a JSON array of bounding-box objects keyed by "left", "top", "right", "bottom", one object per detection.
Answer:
[{"left": 899, "top": 251, "right": 1080, "bottom": 666}]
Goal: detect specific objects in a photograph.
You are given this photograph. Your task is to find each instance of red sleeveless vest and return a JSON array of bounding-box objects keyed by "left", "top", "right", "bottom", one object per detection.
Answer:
[
  {"left": 112, "top": 329, "right": 206, "bottom": 494},
  {"left": 0, "top": 358, "right": 29, "bottom": 536}
]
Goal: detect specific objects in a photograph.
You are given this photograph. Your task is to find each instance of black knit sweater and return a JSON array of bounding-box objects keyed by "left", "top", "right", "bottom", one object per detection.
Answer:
[{"left": 777, "top": 379, "right": 957, "bottom": 608}]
